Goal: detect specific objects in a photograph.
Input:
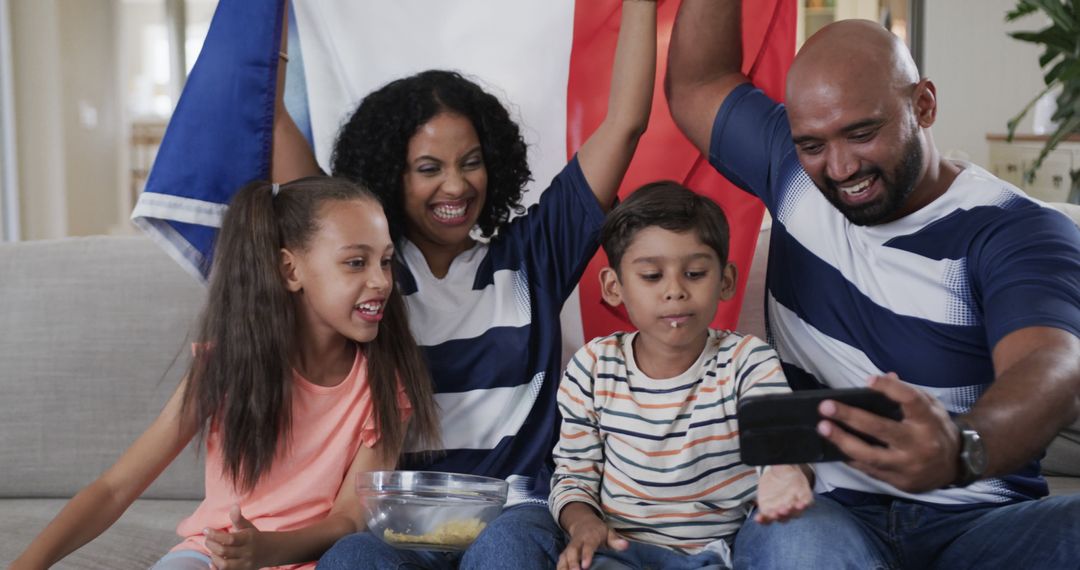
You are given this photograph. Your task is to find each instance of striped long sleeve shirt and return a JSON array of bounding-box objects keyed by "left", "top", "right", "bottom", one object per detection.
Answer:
[{"left": 550, "top": 329, "right": 790, "bottom": 554}]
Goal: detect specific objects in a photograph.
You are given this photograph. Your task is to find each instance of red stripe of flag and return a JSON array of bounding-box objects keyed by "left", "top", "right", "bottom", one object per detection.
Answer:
[{"left": 566, "top": 0, "right": 795, "bottom": 341}]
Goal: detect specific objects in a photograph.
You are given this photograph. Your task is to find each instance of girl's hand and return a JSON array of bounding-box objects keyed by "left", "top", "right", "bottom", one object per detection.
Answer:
[
  {"left": 203, "top": 506, "right": 267, "bottom": 570},
  {"left": 557, "top": 516, "right": 628, "bottom": 570},
  {"left": 754, "top": 464, "right": 814, "bottom": 524}
]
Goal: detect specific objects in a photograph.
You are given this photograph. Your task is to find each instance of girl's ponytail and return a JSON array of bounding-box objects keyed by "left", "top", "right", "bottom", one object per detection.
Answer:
[{"left": 184, "top": 180, "right": 296, "bottom": 493}]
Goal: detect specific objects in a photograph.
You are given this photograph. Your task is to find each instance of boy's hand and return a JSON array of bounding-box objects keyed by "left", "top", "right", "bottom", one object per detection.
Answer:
[
  {"left": 557, "top": 515, "right": 629, "bottom": 570},
  {"left": 203, "top": 505, "right": 267, "bottom": 570},
  {"left": 754, "top": 464, "right": 814, "bottom": 524}
]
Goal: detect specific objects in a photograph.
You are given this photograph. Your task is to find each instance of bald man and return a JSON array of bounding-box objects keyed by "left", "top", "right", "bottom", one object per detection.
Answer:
[{"left": 667, "top": 2, "right": 1080, "bottom": 568}]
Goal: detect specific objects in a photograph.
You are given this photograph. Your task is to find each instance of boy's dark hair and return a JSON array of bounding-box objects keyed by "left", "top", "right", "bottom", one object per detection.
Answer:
[
  {"left": 601, "top": 181, "right": 731, "bottom": 274},
  {"left": 183, "top": 177, "right": 439, "bottom": 492},
  {"left": 330, "top": 69, "right": 531, "bottom": 243}
]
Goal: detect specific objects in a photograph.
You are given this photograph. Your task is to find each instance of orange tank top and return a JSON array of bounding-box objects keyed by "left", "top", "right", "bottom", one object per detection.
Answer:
[{"left": 172, "top": 348, "right": 411, "bottom": 570}]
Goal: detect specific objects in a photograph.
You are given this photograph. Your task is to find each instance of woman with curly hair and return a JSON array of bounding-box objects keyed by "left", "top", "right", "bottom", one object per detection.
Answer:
[
  {"left": 330, "top": 69, "right": 533, "bottom": 252},
  {"left": 274, "top": 3, "right": 657, "bottom": 568}
]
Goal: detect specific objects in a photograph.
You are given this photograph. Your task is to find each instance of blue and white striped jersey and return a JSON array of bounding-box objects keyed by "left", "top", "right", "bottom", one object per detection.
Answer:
[{"left": 397, "top": 157, "right": 605, "bottom": 506}]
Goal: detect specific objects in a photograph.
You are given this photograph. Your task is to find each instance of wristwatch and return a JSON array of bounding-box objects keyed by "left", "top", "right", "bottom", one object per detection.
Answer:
[{"left": 952, "top": 418, "right": 987, "bottom": 487}]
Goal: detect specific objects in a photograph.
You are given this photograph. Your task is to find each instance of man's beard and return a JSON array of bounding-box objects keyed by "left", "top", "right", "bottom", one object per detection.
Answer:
[{"left": 822, "top": 131, "right": 924, "bottom": 226}]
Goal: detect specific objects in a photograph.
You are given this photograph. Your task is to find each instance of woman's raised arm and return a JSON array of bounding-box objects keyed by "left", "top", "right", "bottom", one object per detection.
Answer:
[
  {"left": 272, "top": 1, "right": 322, "bottom": 182},
  {"left": 576, "top": 0, "right": 657, "bottom": 212}
]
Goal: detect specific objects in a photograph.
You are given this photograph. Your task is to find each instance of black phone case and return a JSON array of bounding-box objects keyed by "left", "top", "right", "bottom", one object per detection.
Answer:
[{"left": 737, "top": 388, "right": 903, "bottom": 466}]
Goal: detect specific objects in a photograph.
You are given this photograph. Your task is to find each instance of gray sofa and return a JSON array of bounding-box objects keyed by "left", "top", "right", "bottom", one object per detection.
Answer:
[
  {"left": 1, "top": 237, "right": 206, "bottom": 568},
  {"left": 2, "top": 207, "right": 1079, "bottom": 568}
]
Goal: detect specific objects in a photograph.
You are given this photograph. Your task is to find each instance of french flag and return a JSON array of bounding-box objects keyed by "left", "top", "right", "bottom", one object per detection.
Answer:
[{"left": 132, "top": 0, "right": 794, "bottom": 351}]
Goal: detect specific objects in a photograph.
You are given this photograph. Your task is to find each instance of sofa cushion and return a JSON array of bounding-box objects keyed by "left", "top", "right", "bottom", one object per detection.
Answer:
[
  {"left": 0, "top": 498, "right": 200, "bottom": 568},
  {"left": 1044, "top": 413, "right": 1080, "bottom": 478},
  {"left": 1047, "top": 476, "right": 1080, "bottom": 496},
  {"left": 0, "top": 236, "right": 206, "bottom": 499}
]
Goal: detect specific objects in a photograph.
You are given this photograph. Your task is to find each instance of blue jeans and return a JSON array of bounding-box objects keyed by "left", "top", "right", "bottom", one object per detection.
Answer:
[
  {"left": 588, "top": 540, "right": 728, "bottom": 570},
  {"left": 317, "top": 504, "right": 564, "bottom": 570},
  {"left": 732, "top": 492, "right": 1080, "bottom": 569}
]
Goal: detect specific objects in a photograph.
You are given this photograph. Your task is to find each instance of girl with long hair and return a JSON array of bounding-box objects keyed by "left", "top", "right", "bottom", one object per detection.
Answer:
[{"left": 12, "top": 177, "right": 439, "bottom": 570}]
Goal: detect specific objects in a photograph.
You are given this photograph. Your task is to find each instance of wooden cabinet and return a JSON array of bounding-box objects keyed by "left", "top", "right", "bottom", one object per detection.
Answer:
[{"left": 987, "top": 134, "right": 1079, "bottom": 204}]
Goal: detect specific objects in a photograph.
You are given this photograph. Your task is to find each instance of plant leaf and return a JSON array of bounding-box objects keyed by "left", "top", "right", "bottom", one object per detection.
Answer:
[
  {"left": 1005, "top": 2, "right": 1038, "bottom": 22},
  {"left": 1053, "top": 86, "right": 1080, "bottom": 121},
  {"left": 1029, "top": 0, "right": 1076, "bottom": 33},
  {"left": 1058, "top": 60, "right": 1080, "bottom": 83},
  {"left": 1039, "top": 46, "right": 1063, "bottom": 68},
  {"left": 1008, "top": 0, "right": 1080, "bottom": 187},
  {"left": 1049, "top": 88, "right": 1078, "bottom": 123},
  {"left": 1044, "top": 59, "right": 1068, "bottom": 84},
  {"left": 1009, "top": 26, "right": 1076, "bottom": 53}
]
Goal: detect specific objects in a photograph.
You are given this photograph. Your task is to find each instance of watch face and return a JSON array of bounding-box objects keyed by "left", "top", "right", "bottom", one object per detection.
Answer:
[{"left": 963, "top": 430, "right": 988, "bottom": 476}]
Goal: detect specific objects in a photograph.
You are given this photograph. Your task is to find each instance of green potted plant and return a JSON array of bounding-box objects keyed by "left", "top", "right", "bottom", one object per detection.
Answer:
[{"left": 1005, "top": 0, "right": 1080, "bottom": 199}]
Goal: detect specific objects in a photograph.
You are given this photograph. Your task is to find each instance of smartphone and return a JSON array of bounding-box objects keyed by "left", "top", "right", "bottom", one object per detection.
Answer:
[{"left": 737, "top": 388, "right": 903, "bottom": 466}]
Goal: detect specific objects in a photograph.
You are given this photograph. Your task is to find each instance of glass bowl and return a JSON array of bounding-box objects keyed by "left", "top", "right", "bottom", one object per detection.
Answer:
[{"left": 357, "top": 471, "right": 509, "bottom": 551}]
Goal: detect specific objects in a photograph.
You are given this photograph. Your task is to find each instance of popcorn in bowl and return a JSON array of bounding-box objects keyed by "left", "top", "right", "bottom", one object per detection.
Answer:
[{"left": 357, "top": 471, "right": 509, "bottom": 552}]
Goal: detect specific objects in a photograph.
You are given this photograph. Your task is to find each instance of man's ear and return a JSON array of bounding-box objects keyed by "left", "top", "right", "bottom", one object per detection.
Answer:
[
  {"left": 280, "top": 248, "right": 303, "bottom": 293},
  {"left": 599, "top": 266, "right": 623, "bottom": 307},
  {"left": 718, "top": 262, "right": 738, "bottom": 302},
  {"left": 913, "top": 78, "right": 937, "bottom": 128}
]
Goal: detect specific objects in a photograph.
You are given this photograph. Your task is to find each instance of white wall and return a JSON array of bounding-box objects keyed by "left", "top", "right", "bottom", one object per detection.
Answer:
[
  {"left": 923, "top": 0, "right": 1046, "bottom": 168},
  {"left": 834, "top": 0, "right": 880, "bottom": 22},
  {"left": 11, "top": 0, "right": 67, "bottom": 240},
  {"left": 10, "top": 0, "right": 121, "bottom": 239},
  {"left": 59, "top": 0, "right": 120, "bottom": 237}
]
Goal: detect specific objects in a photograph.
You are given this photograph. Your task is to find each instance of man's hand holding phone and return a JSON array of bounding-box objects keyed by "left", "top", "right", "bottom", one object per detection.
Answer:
[
  {"left": 738, "top": 374, "right": 970, "bottom": 493},
  {"left": 817, "top": 372, "right": 963, "bottom": 493},
  {"left": 738, "top": 385, "right": 903, "bottom": 466}
]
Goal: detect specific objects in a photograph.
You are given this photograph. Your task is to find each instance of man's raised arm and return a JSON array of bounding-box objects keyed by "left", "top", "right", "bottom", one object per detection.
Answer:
[{"left": 665, "top": 0, "right": 749, "bottom": 155}]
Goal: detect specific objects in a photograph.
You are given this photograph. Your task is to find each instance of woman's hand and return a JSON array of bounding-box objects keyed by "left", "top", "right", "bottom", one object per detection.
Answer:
[
  {"left": 203, "top": 506, "right": 268, "bottom": 570},
  {"left": 754, "top": 464, "right": 814, "bottom": 524}
]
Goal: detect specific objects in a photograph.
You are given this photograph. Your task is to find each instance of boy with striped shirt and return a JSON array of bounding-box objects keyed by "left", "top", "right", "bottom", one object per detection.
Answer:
[{"left": 551, "top": 182, "right": 813, "bottom": 570}]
